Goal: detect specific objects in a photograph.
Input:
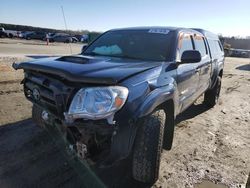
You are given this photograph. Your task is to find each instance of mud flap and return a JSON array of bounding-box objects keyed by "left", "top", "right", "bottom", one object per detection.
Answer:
[
  {"left": 162, "top": 114, "right": 175, "bottom": 150},
  {"left": 101, "top": 122, "right": 138, "bottom": 167}
]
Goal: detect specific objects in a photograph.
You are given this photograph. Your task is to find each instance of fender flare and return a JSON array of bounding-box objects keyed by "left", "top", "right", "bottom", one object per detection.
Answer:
[
  {"left": 211, "top": 67, "right": 223, "bottom": 89},
  {"left": 210, "top": 59, "right": 224, "bottom": 89},
  {"left": 133, "top": 84, "right": 177, "bottom": 150},
  {"left": 133, "top": 83, "right": 178, "bottom": 119}
]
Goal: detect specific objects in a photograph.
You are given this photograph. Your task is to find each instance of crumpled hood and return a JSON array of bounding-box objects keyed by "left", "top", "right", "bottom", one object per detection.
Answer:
[{"left": 13, "top": 55, "right": 163, "bottom": 84}]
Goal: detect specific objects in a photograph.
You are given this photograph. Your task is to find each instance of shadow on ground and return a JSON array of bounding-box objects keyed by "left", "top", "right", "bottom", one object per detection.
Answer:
[
  {"left": 176, "top": 102, "right": 210, "bottom": 124},
  {"left": 0, "top": 119, "right": 83, "bottom": 188},
  {"left": 0, "top": 103, "right": 210, "bottom": 188},
  {"left": 236, "top": 64, "right": 250, "bottom": 71}
]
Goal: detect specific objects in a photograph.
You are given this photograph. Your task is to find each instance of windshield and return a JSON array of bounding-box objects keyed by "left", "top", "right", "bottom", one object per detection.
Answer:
[{"left": 83, "top": 29, "right": 173, "bottom": 61}]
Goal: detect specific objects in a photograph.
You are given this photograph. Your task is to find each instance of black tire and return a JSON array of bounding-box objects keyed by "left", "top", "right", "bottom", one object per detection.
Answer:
[
  {"left": 132, "top": 109, "right": 166, "bottom": 183},
  {"left": 204, "top": 77, "right": 221, "bottom": 108},
  {"left": 32, "top": 105, "right": 45, "bottom": 128}
]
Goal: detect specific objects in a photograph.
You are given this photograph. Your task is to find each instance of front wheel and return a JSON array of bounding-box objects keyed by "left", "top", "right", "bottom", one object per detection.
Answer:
[
  {"left": 204, "top": 77, "right": 221, "bottom": 107},
  {"left": 132, "top": 109, "right": 166, "bottom": 183}
]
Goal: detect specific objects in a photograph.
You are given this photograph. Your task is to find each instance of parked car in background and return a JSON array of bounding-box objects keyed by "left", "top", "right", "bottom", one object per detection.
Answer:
[
  {"left": 74, "top": 34, "right": 88, "bottom": 42},
  {"left": 71, "top": 36, "right": 78, "bottom": 43},
  {"left": 0, "top": 27, "right": 19, "bottom": 38},
  {"left": 4, "top": 30, "right": 19, "bottom": 38},
  {"left": 49, "top": 34, "right": 73, "bottom": 43},
  {"left": 25, "top": 31, "right": 47, "bottom": 40},
  {"left": 230, "top": 48, "right": 250, "bottom": 58},
  {"left": 19, "top": 31, "right": 34, "bottom": 39}
]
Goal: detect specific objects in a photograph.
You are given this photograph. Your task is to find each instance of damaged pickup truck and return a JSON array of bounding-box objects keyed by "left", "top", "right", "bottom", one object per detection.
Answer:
[{"left": 13, "top": 27, "right": 224, "bottom": 184}]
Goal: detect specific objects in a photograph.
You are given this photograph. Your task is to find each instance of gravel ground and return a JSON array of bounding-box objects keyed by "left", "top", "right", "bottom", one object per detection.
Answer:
[{"left": 0, "top": 52, "right": 249, "bottom": 188}]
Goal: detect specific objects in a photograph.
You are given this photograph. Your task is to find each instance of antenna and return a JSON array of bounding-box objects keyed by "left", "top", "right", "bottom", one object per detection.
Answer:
[{"left": 61, "top": 5, "right": 72, "bottom": 54}]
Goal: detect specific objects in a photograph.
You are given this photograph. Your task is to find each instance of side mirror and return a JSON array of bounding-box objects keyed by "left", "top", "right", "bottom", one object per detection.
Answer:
[
  {"left": 181, "top": 50, "right": 201, "bottom": 64},
  {"left": 81, "top": 44, "right": 88, "bottom": 53}
]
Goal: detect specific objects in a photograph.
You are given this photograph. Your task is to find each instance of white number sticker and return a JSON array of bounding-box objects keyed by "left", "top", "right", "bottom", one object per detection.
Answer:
[{"left": 148, "top": 28, "right": 169, "bottom": 34}]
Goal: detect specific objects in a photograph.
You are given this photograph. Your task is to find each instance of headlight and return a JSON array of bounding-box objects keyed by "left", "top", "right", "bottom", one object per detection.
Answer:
[{"left": 64, "top": 86, "right": 128, "bottom": 122}]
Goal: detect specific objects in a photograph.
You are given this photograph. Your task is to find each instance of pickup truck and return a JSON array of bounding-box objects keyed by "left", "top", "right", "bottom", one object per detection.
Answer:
[
  {"left": 13, "top": 27, "right": 224, "bottom": 184},
  {"left": 0, "top": 27, "right": 19, "bottom": 38}
]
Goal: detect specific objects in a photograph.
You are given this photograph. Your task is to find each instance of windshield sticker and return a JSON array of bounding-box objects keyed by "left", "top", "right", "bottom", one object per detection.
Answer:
[{"left": 148, "top": 28, "right": 169, "bottom": 34}]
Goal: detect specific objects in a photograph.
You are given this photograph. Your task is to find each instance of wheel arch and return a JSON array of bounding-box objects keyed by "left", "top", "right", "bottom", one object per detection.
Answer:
[
  {"left": 219, "top": 69, "right": 223, "bottom": 78},
  {"left": 158, "top": 99, "right": 175, "bottom": 150},
  {"left": 133, "top": 83, "right": 178, "bottom": 119},
  {"left": 133, "top": 85, "right": 177, "bottom": 151}
]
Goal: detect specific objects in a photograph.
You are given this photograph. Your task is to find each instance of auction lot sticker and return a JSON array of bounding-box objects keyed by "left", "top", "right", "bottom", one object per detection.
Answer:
[{"left": 148, "top": 28, "right": 169, "bottom": 34}]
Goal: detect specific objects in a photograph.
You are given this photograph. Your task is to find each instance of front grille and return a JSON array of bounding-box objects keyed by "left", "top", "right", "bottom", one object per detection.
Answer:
[{"left": 23, "top": 71, "right": 76, "bottom": 118}]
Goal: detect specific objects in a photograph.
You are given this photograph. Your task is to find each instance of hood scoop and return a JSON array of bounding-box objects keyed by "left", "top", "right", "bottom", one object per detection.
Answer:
[{"left": 57, "top": 55, "right": 91, "bottom": 64}]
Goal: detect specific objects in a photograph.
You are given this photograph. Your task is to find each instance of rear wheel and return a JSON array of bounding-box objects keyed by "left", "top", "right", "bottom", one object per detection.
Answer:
[
  {"left": 204, "top": 77, "right": 221, "bottom": 107},
  {"left": 132, "top": 109, "right": 166, "bottom": 183}
]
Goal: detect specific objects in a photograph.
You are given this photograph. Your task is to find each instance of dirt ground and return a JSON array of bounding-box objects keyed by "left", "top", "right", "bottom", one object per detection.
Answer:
[{"left": 0, "top": 40, "right": 249, "bottom": 188}]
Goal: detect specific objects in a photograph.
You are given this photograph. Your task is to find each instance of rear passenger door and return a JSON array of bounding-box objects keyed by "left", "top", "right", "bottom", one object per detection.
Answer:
[
  {"left": 176, "top": 32, "right": 200, "bottom": 112},
  {"left": 207, "top": 39, "right": 224, "bottom": 87},
  {"left": 193, "top": 34, "right": 211, "bottom": 95}
]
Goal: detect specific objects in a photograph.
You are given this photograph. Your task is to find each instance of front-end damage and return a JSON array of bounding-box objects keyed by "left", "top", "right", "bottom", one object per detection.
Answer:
[
  {"left": 12, "top": 57, "right": 165, "bottom": 170},
  {"left": 17, "top": 67, "right": 129, "bottom": 167}
]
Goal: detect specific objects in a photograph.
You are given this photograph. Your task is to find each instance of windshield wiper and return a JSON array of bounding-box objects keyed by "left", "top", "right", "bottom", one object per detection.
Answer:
[
  {"left": 82, "top": 52, "right": 100, "bottom": 56},
  {"left": 109, "top": 54, "right": 144, "bottom": 61}
]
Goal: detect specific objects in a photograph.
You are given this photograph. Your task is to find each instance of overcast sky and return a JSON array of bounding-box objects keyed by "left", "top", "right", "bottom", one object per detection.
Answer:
[{"left": 0, "top": 0, "right": 250, "bottom": 37}]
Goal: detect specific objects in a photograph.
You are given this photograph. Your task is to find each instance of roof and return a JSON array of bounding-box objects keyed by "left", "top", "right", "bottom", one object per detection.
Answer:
[
  {"left": 109, "top": 26, "right": 218, "bottom": 38},
  {"left": 192, "top": 28, "right": 219, "bottom": 40},
  {"left": 110, "top": 26, "right": 180, "bottom": 31}
]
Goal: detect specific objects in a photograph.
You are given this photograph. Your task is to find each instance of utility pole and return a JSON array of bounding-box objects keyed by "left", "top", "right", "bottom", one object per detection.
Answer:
[{"left": 61, "top": 5, "right": 72, "bottom": 54}]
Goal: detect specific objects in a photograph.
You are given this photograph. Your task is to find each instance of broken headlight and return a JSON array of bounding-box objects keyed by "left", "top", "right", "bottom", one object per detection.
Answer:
[{"left": 65, "top": 86, "right": 128, "bottom": 123}]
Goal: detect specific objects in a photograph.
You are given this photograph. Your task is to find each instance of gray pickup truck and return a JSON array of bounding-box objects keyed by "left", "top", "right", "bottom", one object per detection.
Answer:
[{"left": 13, "top": 27, "right": 224, "bottom": 184}]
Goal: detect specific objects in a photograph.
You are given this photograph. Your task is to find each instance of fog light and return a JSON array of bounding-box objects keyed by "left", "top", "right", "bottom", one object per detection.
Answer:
[{"left": 41, "top": 110, "right": 49, "bottom": 121}]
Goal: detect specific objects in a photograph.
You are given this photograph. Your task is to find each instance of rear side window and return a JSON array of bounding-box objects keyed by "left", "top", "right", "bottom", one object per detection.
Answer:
[
  {"left": 193, "top": 34, "right": 207, "bottom": 57},
  {"left": 208, "top": 39, "right": 223, "bottom": 57},
  {"left": 177, "top": 33, "right": 193, "bottom": 60},
  {"left": 217, "top": 41, "right": 223, "bottom": 51}
]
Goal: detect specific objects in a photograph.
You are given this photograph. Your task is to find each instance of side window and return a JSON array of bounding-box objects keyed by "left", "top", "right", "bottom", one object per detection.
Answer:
[
  {"left": 208, "top": 39, "right": 223, "bottom": 57},
  {"left": 193, "top": 34, "right": 207, "bottom": 57},
  {"left": 177, "top": 33, "right": 193, "bottom": 60},
  {"left": 217, "top": 41, "right": 223, "bottom": 51}
]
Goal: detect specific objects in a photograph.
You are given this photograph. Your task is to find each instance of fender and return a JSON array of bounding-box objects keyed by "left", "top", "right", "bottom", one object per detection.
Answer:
[
  {"left": 133, "top": 83, "right": 178, "bottom": 151},
  {"left": 210, "top": 60, "right": 224, "bottom": 89},
  {"left": 210, "top": 68, "right": 223, "bottom": 89},
  {"left": 133, "top": 82, "right": 178, "bottom": 119}
]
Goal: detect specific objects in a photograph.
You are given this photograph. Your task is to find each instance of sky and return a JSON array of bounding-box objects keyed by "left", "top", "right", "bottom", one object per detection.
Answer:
[{"left": 0, "top": 0, "right": 250, "bottom": 37}]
